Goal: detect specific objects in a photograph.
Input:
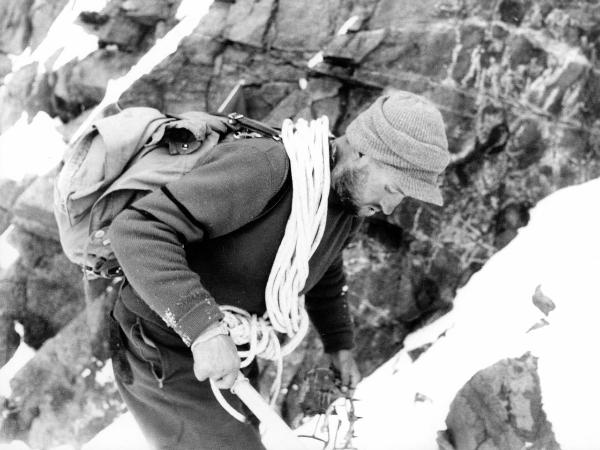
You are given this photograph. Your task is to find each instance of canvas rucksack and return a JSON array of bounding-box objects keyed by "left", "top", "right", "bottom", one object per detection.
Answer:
[{"left": 53, "top": 107, "right": 281, "bottom": 279}]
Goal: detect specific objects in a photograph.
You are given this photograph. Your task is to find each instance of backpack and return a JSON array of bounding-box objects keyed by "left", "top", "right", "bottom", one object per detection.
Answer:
[{"left": 53, "top": 107, "right": 281, "bottom": 279}]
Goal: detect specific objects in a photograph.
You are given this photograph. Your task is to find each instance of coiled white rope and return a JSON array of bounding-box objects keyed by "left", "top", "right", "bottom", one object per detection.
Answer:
[{"left": 210, "top": 116, "right": 331, "bottom": 420}]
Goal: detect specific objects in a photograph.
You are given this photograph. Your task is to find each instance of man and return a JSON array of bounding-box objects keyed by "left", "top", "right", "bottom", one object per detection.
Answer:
[{"left": 108, "top": 90, "right": 450, "bottom": 449}]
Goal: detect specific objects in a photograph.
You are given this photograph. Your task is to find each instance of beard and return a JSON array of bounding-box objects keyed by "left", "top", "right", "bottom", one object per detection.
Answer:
[{"left": 330, "top": 165, "right": 367, "bottom": 216}]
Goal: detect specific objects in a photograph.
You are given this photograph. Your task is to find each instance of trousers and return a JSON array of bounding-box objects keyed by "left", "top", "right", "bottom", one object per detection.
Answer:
[{"left": 110, "top": 297, "right": 265, "bottom": 450}]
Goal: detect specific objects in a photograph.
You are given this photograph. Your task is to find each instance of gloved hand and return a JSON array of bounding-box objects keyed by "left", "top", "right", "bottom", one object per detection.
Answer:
[{"left": 191, "top": 325, "right": 240, "bottom": 389}]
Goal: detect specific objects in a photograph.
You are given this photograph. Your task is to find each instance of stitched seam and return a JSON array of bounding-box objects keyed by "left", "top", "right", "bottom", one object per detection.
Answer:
[
  {"left": 160, "top": 186, "right": 207, "bottom": 231},
  {"left": 127, "top": 205, "right": 188, "bottom": 244}
]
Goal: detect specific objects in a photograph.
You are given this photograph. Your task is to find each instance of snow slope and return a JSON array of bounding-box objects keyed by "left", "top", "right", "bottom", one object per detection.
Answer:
[
  {"left": 352, "top": 177, "right": 600, "bottom": 450},
  {"left": 3, "top": 177, "right": 599, "bottom": 450},
  {"left": 2, "top": 174, "right": 599, "bottom": 450}
]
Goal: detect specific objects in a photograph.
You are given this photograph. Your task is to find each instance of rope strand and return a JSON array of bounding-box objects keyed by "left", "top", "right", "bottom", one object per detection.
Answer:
[{"left": 210, "top": 117, "right": 331, "bottom": 418}]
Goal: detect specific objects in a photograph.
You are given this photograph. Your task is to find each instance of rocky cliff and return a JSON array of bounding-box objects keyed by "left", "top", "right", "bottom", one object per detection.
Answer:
[{"left": 1, "top": 0, "right": 599, "bottom": 447}]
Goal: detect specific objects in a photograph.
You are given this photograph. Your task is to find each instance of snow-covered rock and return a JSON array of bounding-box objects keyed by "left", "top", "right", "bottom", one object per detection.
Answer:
[{"left": 351, "top": 177, "right": 600, "bottom": 449}]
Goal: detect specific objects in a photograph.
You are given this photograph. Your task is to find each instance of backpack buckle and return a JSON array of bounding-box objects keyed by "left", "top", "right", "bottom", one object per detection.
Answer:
[{"left": 227, "top": 113, "right": 281, "bottom": 141}]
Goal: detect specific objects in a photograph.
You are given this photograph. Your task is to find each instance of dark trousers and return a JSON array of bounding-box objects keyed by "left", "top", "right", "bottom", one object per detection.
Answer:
[{"left": 110, "top": 297, "right": 265, "bottom": 450}]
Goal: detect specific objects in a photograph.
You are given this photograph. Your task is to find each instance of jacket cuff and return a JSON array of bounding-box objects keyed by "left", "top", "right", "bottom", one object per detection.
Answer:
[
  {"left": 321, "top": 329, "right": 355, "bottom": 353},
  {"left": 172, "top": 295, "right": 224, "bottom": 346}
]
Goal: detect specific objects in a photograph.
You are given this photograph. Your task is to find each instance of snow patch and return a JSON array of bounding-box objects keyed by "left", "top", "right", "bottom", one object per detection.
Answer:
[
  {"left": 350, "top": 177, "right": 600, "bottom": 449},
  {"left": 0, "top": 112, "right": 66, "bottom": 181},
  {"left": 0, "top": 337, "right": 35, "bottom": 398},
  {"left": 82, "top": 413, "right": 150, "bottom": 450}
]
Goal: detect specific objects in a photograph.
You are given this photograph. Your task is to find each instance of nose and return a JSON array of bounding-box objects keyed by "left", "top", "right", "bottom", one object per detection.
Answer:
[
  {"left": 380, "top": 201, "right": 395, "bottom": 215},
  {"left": 380, "top": 194, "right": 405, "bottom": 215}
]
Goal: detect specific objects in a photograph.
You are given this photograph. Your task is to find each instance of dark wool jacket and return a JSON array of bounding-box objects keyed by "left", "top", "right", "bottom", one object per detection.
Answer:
[{"left": 109, "top": 137, "right": 362, "bottom": 353}]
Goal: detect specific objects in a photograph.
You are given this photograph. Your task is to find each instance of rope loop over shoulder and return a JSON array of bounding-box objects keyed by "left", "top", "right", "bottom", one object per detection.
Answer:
[{"left": 211, "top": 117, "right": 331, "bottom": 416}]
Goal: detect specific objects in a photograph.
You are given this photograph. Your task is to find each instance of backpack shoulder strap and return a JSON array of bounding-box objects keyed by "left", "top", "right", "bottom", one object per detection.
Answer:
[{"left": 225, "top": 113, "right": 282, "bottom": 141}]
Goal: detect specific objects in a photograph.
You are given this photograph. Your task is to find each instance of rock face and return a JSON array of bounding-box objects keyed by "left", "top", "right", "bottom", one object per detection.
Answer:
[
  {"left": 11, "top": 170, "right": 59, "bottom": 240},
  {"left": 29, "top": 0, "right": 70, "bottom": 50},
  {"left": 1, "top": 286, "right": 123, "bottom": 448},
  {"left": 78, "top": 0, "right": 181, "bottom": 51},
  {"left": 438, "top": 353, "right": 560, "bottom": 450},
  {"left": 1, "top": 0, "right": 600, "bottom": 446},
  {"left": 0, "top": 63, "right": 55, "bottom": 133},
  {"left": 52, "top": 49, "right": 139, "bottom": 121},
  {"left": 0, "top": 0, "right": 36, "bottom": 55},
  {"left": 0, "top": 226, "right": 84, "bottom": 352}
]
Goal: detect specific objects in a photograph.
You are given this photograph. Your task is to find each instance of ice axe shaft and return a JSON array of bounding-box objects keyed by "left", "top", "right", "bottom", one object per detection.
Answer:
[{"left": 230, "top": 374, "right": 308, "bottom": 450}]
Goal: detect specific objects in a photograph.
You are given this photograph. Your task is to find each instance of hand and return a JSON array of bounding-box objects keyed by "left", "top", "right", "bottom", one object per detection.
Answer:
[
  {"left": 185, "top": 111, "right": 230, "bottom": 134},
  {"left": 202, "top": 113, "right": 229, "bottom": 134},
  {"left": 191, "top": 332, "right": 240, "bottom": 389},
  {"left": 328, "top": 349, "right": 361, "bottom": 395}
]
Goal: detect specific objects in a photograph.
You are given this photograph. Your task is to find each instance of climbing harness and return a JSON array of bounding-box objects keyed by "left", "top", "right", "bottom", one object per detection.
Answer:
[{"left": 209, "top": 116, "right": 331, "bottom": 421}]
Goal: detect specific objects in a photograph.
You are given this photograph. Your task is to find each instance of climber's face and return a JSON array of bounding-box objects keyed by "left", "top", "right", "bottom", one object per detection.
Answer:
[{"left": 331, "top": 136, "right": 406, "bottom": 217}]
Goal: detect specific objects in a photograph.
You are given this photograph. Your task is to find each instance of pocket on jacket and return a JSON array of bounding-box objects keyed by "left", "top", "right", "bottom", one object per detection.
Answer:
[
  {"left": 128, "top": 318, "right": 170, "bottom": 388},
  {"left": 108, "top": 307, "right": 134, "bottom": 385}
]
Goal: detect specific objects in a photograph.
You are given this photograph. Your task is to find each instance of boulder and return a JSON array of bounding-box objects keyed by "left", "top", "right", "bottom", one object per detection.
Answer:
[
  {"left": 0, "top": 63, "right": 54, "bottom": 133},
  {"left": 450, "top": 22, "right": 486, "bottom": 84},
  {"left": 506, "top": 118, "right": 545, "bottom": 170},
  {"left": 581, "top": 69, "right": 600, "bottom": 119},
  {"left": 459, "top": 0, "right": 512, "bottom": 21},
  {"left": 224, "top": 0, "right": 276, "bottom": 48},
  {"left": 0, "top": 179, "right": 26, "bottom": 234},
  {"left": 323, "top": 29, "right": 386, "bottom": 67},
  {"left": 77, "top": 0, "right": 181, "bottom": 51},
  {"left": 0, "top": 263, "right": 27, "bottom": 319},
  {"left": 0, "top": 263, "right": 26, "bottom": 369},
  {"left": 425, "top": 84, "right": 478, "bottom": 156},
  {"left": 0, "top": 53, "right": 11, "bottom": 80},
  {"left": 24, "top": 254, "right": 85, "bottom": 340},
  {"left": 263, "top": 89, "right": 311, "bottom": 127},
  {"left": 357, "top": 22, "right": 457, "bottom": 86},
  {"left": 98, "top": 14, "right": 149, "bottom": 51},
  {"left": 0, "top": 316, "right": 20, "bottom": 368},
  {"left": 493, "top": 202, "right": 531, "bottom": 250},
  {"left": 120, "top": 0, "right": 178, "bottom": 27},
  {"left": 29, "top": 0, "right": 70, "bottom": 50},
  {"left": 439, "top": 353, "right": 560, "bottom": 450},
  {"left": 53, "top": 49, "right": 138, "bottom": 119},
  {"left": 369, "top": 0, "right": 451, "bottom": 28},
  {"left": 504, "top": 34, "right": 547, "bottom": 70},
  {"left": 270, "top": 0, "right": 342, "bottom": 51},
  {"left": 2, "top": 288, "right": 123, "bottom": 447},
  {"left": 0, "top": 0, "right": 35, "bottom": 54},
  {"left": 242, "top": 81, "right": 296, "bottom": 120},
  {"left": 497, "top": 0, "right": 529, "bottom": 26},
  {"left": 11, "top": 171, "right": 59, "bottom": 241},
  {"left": 121, "top": 2, "right": 231, "bottom": 111},
  {"left": 3, "top": 227, "right": 84, "bottom": 349},
  {"left": 526, "top": 55, "right": 590, "bottom": 116},
  {"left": 544, "top": 8, "right": 583, "bottom": 47},
  {"left": 531, "top": 285, "right": 555, "bottom": 316}
]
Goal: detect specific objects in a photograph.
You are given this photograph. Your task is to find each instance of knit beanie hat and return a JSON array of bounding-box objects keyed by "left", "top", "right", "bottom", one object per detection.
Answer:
[{"left": 345, "top": 91, "right": 450, "bottom": 206}]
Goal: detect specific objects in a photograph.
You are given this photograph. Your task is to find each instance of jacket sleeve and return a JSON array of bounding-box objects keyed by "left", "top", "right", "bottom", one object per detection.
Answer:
[
  {"left": 305, "top": 253, "right": 355, "bottom": 353},
  {"left": 108, "top": 143, "right": 285, "bottom": 346}
]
